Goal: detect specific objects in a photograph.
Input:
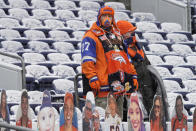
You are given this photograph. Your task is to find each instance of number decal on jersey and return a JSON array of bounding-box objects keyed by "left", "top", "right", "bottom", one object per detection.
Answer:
[{"left": 82, "top": 42, "right": 90, "bottom": 52}]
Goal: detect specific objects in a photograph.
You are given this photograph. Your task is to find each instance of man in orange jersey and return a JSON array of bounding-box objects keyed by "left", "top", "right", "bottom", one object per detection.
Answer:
[
  {"left": 81, "top": 6, "right": 138, "bottom": 118},
  {"left": 117, "top": 20, "right": 156, "bottom": 115},
  {"left": 171, "top": 95, "right": 187, "bottom": 131}
]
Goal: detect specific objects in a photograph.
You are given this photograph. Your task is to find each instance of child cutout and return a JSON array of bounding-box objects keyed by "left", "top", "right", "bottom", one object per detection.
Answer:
[{"left": 37, "top": 90, "right": 55, "bottom": 131}]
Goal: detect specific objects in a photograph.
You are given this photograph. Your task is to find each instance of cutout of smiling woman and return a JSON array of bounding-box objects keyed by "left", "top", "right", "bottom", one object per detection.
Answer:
[{"left": 128, "top": 93, "right": 145, "bottom": 131}]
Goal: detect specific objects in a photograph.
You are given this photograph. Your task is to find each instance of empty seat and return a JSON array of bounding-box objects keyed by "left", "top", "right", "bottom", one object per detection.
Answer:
[
  {"left": 80, "top": 1, "right": 100, "bottom": 11},
  {"left": 0, "top": 53, "right": 20, "bottom": 63},
  {"left": 142, "top": 32, "right": 168, "bottom": 43},
  {"left": 1, "top": 40, "right": 24, "bottom": 52},
  {"left": 167, "top": 33, "right": 189, "bottom": 43},
  {"left": 154, "top": 66, "right": 173, "bottom": 78},
  {"left": 56, "top": 10, "right": 76, "bottom": 21},
  {"left": 25, "top": 65, "right": 51, "bottom": 79},
  {"left": 0, "top": 29, "right": 21, "bottom": 40},
  {"left": 32, "top": 9, "right": 54, "bottom": 20},
  {"left": 132, "top": 12, "right": 156, "bottom": 22},
  {"left": 22, "top": 53, "right": 46, "bottom": 63},
  {"left": 9, "top": 8, "right": 30, "bottom": 20},
  {"left": 183, "top": 80, "right": 196, "bottom": 92},
  {"left": 136, "top": 22, "right": 161, "bottom": 32},
  {"left": 28, "top": 41, "right": 54, "bottom": 53},
  {"left": 164, "top": 55, "right": 186, "bottom": 66},
  {"left": 0, "top": 0, "right": 8, "bottom": 8},
  {"left": 55, "top": 0, "right": 77, "bottom": 10},
  {"left": 78, "top": 10, "right": 97, "bottom": 22},
  {"left": 161, "top": 22, "right": 182, "bottom": 33},
  {"left": 52, "top": 42, "right": 75, "bottom": 54},
  {"left": 72, "top": 53, "right": 81, "bottom": 63},
  {"left": 24, "top": 30, "right": 46, "bottom": 40},
  {"left": 163, "top": 80, "right": 185, "bottom": 93},
  {"left": 52, "top": 65, "right": 76, "bottom": 78},
  {"left": 146, "top": 55, "right": 165, "bottom": 65},
  {"left": 44, "top": 19, "right": 66, "bottom": 30},
  {"left": 72, "top": 31, "right": 85, "bottom": 41},
  {"left": 171, "top": 44, "right": 195, "bottom": 56},
  {"left": 53, "top": 79, "right": 74, "bottom": 94},
  {"left": 66, "top": 20, "right": 88, "bottom": 31},
  {"left": 105, "top": 2, "right": 126, "bottom": 10},
  {"left": 76, "top": 66, "right": 81, "bottom": 74},
  {"left": 172, "top": 67, "right": 195, "bottom": 80},
  {"left": 186, "top": 55, "right": 196, "bottom": 66},
  {"left": 0, "top": 9, "right": 7, "bottom": 17},
  {"left": 114, "top": 11, "right": 130, "bottom": 21},
  {"left": 28, "top": 91, "right": 43, "bottom": 104},
  {"left": 31, "top": 0, "right": 52, "bottom": 9},
  {"left": 148, "top": 44, "right": 170, "bottom": 54},
  {"left": 186, "top": 93, "right": 196, "bottom": 105},
  {"left": 22, "top": 18, "right": 44, "bottom": 29},
  {"left": 49, "top": 30, "right": 70, "bottom": 41},
  {"left": 47, "top": 53, "right": 71, "bottom": 64},
  {"left": 8, "top": 0, "right": 29, "bottom": 8},
  {"left": 6, "top": 90, "right": 21, "bottom": 103},
  {"left": 0, "top": 18, "right": 22, "bottom": 29}
]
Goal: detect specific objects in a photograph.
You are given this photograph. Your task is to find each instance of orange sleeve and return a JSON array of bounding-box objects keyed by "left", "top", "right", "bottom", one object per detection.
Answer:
[
  {"left": 82, "top": 61, "right": 97, "bottom": 80},
  {"left": 129, "top": 62, "right": 137, "bottom": 76},
  {"left": 127, "top": 48, "right": 136, "bottom": 58}
]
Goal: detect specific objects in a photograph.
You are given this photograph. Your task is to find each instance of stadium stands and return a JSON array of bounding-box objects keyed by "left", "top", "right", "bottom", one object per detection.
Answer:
[{"left": 0, "top": 0, "right": 195, "bottom": 130}]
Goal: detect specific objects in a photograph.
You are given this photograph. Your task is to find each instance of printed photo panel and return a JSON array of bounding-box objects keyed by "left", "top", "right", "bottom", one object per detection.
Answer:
[
  {"left": 16, "top": 89, "right": 32, "bottom": 128},
  {"left": 82, "top": 91, "right": 95, "bottom": 131},
  {"left": 38, "top": 90, "right": 55, "bottom": 131},
  {"left": 127, "top": 92, "right": 145, "bottom": 131},
  {"left": 60, "top": 92, "right": 78, "bottom": 131},
  {"left": 171, "top": 95, "right": 188, "bottom": 131},
  {"left": 105, "top": 92, "right": 123, "bottom": 131},
  {"left": 150, "top": 95, "right": 166, "bottom": 131}
]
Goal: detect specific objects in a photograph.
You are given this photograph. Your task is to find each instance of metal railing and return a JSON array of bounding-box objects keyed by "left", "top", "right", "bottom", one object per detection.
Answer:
[
  {"left": 0, "top": 122, "right": 34, "bottom": 131},
  {"left": 0, "top": 51, "right": 26, "bottom": 89}
]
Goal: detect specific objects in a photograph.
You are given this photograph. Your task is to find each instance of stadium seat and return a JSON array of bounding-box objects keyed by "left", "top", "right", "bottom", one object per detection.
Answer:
[
  {"left": 52, "top": 41, "right": 76, "bottom": 54},
  {"left": 78, "top": 10, "right": 97, "bottom": 22},
  {"left": 9, "top": 8, "right": 30, "bottom": 20},
  {"left": 0, "top": 29, "right": 26, "bottom": 41},
  {"left": 32, "top": 9, "right": 54, "bottom": 20},
  {"left": 105, "top": 2, "right": 126, "bottom": 10},
  {"left": 22, "top": 52, "right": 46, "bottom": 64},
  {"left": 148, "top": 44, "right": 171, "bottom": 55},
  {"left": 44, "top": 19, "right": 67, "bottom": 30},
  {"left": 136, "top": 21, "right": 162, "bottom": 32},
  {"left": 0, "top": 0, "right": 8, "bottom": 8},
  {"left": 31, "top": 0, "right": 53, "bottom": 9},
  {"left": 47, "top": 53, "right": 71, "bottom": 64},
  {"left": 52, "top": 79, "right": 75, "bottom": 94},
  {"left": 0, "top": 18, "right": 23, "bottom": 29},
  {"left": 49, "top": 30, "right": 71, "bottom": 41},
  {"left": 186, "top": 55, "right": 196, "bottom": 66},
  {"left": 22, "top": 18, "right": 44, "bottom": 29},
  {"left": 161, "top": 22, "right": 182, "bottom": 33},
  {"left": 142, "top": 32, "right": 169, "bottom": 44},
  {"left": 55, "top": 0, "right": 77, "bottom": 10},
  {"left": 163, "top": 79, "right": 186, "bottom": 93},
  {"left": 52, "top": 65, "right": 76, "bottom": 78},
  {"left": 114, "top": 11, "right": 131, "bottom": 21},
  {"left": 171, "top": 44, "right": 195, "bottom": 56},
  {"left": 66, "top": 20, "right": 89, "bottom": 31},
  {"left": 0, "top": 9, "right": 7, "bottom": 17},
  {"left": 80, "top": 1, "right": 100, "bottom": 11},
  {"left": 186, "top": 93, "right": 196, "bottom": 105},
  {"left": 163, "top": 55, "right": 186, "bottom": 66},
  {"left": 0, "top": 52, "right": 20, "bottom": 64},
  {"left": 6, "top": 90, "right": 21, "bottom": 103},
  {"left": 56, "top": 10, "right": 77, "bottom": 21},
  {"left": 183, "top": 80, "right": 196, "bottom": 92},
  {"left": 72, "top": 53, "right": 81, "bottom": 63},
  {"left": 8, "top": 0, "right": 30, "bottom": 8},
  {"left": 146, "top": 54, "right": 165, "bottom": 65},
  {"left": 28, "top": 91, "right": 43, "bottom": 104},
  {"left": 132, "top": 12, "right": 156, "bottom": 22},
  {"left": 1, "top": 40, "right": 24, "bottom": 53},
  {"left": 172, "top": 67, "right": 195, "bottom": 80},
  {"left": 72, "top": 31, "right": 85, "bottom": 41},
  {"left": 154, "top": 66, "right": 173, "bottom": 78}
]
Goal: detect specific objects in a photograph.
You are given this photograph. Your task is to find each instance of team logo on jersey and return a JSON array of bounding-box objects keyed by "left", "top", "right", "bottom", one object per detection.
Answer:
[{"left": 111, "top": 53, "right": 126, "bottom": 64}]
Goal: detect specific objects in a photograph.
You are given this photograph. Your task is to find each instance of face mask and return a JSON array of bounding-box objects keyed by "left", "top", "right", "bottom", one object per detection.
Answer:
[
  {"left": 101, "top": 16, "right": 112, "bottom": 28},
  {"left": 124, "top": 36, "right": 133, "bottom": 45}
]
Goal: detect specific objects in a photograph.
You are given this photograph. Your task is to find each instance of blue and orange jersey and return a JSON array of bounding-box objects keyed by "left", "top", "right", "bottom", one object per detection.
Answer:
[{"left": 81, "top": 22, "right": 137, "bottom": 97}]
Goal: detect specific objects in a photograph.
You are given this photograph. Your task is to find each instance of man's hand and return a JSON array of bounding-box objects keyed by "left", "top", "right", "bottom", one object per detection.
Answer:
[{"left": 89, "top": 80, "right": 100, "bottom": 94}]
